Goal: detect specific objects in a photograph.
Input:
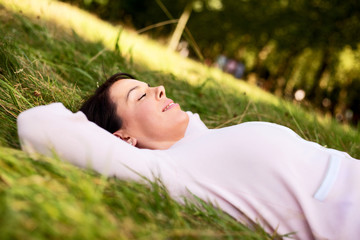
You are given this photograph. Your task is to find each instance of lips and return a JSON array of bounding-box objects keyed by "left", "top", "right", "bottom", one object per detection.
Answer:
[{"left": 162, "top": 100, "right": 177, "bottom": 112}]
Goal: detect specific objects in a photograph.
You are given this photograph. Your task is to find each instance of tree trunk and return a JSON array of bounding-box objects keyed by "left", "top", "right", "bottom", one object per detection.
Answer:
[
  {"left": 249, "top": 41, "right": 271, "bottom": 86},
  {"left": 308, "top": 49, "right": 330, "bottom": 103},
  {"left": 276, "top": 48, "right": 301, "bottom": 96},
  {"left": 168, "top": 3, "right": 193, "bottom": 51}
]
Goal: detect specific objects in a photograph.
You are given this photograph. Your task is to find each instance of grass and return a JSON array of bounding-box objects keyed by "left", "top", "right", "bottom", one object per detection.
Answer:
[{"left": 0, "top": 0, "right": 359, "bottom": 239}]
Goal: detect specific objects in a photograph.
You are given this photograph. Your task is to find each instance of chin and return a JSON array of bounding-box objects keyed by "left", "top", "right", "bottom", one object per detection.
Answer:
[{"left": 176, "top": 110, "right": 189, "bottom": 123}]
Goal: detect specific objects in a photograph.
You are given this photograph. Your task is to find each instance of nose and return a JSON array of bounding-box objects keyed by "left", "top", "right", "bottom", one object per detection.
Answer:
[{"left": 155, "top": 85, "right": 166, "bottom": 100}]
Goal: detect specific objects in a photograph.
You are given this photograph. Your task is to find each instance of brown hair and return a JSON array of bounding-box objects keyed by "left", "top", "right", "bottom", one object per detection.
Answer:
[{"left": 80, "top": 72, "right": 135, "bottom": 133}]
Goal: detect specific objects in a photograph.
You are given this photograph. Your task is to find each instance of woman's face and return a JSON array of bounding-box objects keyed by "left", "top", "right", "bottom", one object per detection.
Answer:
[{"left": 109, "top": 79, "right": 189, "bottom": 149}]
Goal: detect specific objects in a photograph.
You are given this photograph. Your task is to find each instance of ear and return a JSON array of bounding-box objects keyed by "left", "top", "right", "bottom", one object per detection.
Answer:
[{"left": 113, "top": 129, "right": 137, "bottom": 146}]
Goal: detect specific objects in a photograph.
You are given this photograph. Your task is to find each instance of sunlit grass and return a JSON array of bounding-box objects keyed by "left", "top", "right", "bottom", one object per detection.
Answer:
[{"left": 2, "top": 0, "right": 280, "bottom": 105}]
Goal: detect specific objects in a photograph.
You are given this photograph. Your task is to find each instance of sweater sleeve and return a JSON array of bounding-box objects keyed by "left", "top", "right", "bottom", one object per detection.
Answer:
[{"left": 17, "top": 102, "right": 161, "bottom": 181}]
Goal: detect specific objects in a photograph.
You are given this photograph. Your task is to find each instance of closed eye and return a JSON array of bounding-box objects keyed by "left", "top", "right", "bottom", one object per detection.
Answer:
[{"left": 138, "top": 93, "right": 146, "bottom": 100}]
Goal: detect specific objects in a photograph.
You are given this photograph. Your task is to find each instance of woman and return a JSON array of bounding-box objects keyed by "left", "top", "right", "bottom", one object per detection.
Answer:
[
  {"left": 79, "top": 73, "right": 189, "bottom": 150},
  {"left": 17, "top": 73, "right": 360, "bottom": 240}
]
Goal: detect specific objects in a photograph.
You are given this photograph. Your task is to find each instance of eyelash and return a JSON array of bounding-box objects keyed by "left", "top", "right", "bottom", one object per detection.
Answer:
[{"left": 138, "top": 93, "right": 146, "bottom": 100}]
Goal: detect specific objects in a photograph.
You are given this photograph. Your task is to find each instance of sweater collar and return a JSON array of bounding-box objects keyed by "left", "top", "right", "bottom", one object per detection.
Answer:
[{"left": 169, "top": 111, "right": 208, "bottom": 148}]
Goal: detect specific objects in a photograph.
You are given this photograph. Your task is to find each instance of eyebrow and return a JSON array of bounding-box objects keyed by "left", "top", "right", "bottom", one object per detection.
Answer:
[
  {"left": 126, "top": 86, "right": 139, "bottom": 102},
  {"left": 126, "top": 83, "right": 150, "bottom": 102}
]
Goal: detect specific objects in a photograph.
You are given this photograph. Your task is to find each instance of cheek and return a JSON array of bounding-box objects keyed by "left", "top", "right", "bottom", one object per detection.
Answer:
[{"left": 134, "top": 102, "right": 159, "bottom": 125}]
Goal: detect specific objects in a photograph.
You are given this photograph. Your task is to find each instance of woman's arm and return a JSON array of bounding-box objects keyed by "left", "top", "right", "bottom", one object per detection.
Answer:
[{"left": 17, "top": 103, "right": 161, "bottom": 181}]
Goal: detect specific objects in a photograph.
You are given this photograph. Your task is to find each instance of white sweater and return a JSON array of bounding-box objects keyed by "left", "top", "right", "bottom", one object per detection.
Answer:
[{"left": 17, "top": 103, "right": 360, "bottom": 240}]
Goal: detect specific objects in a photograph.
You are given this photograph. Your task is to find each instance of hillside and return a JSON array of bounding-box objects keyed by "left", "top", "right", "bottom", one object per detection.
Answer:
[{"left": 0, "top": 0, "right": 359, "bottom": 239}]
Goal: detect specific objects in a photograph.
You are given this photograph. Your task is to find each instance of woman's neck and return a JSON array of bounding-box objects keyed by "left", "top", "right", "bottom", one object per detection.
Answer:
[{"left": 137, "top": 114, "right": 190, "bottom": 150}]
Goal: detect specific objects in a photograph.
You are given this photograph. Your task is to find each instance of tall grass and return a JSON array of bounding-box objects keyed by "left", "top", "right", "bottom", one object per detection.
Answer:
[{"left": 0, "top": 0, "right": 359, "bottom": 239}]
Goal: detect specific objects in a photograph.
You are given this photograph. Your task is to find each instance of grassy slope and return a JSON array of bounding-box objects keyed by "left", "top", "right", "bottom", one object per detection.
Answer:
[{"left": 0, "top": 0, "right": 359, "bottom": 239}]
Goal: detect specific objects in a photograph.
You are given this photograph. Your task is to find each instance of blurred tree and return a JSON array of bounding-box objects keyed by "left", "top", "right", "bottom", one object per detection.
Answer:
[
  {"left": 167, "top": 1, "right": 193, "bottom": 51},
  {"left": 60, "top": 0, "right": 360, "bottom": 124}
]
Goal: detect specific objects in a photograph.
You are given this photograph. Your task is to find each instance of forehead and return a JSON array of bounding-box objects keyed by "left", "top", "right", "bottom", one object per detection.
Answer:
[{"left": 109, "top": 79, "right": 144, "bottom": 102}]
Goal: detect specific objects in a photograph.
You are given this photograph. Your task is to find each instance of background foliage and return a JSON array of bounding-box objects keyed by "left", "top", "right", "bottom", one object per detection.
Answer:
[{"left": 61, "top": 0, "right": 360, "bottom": 126}]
